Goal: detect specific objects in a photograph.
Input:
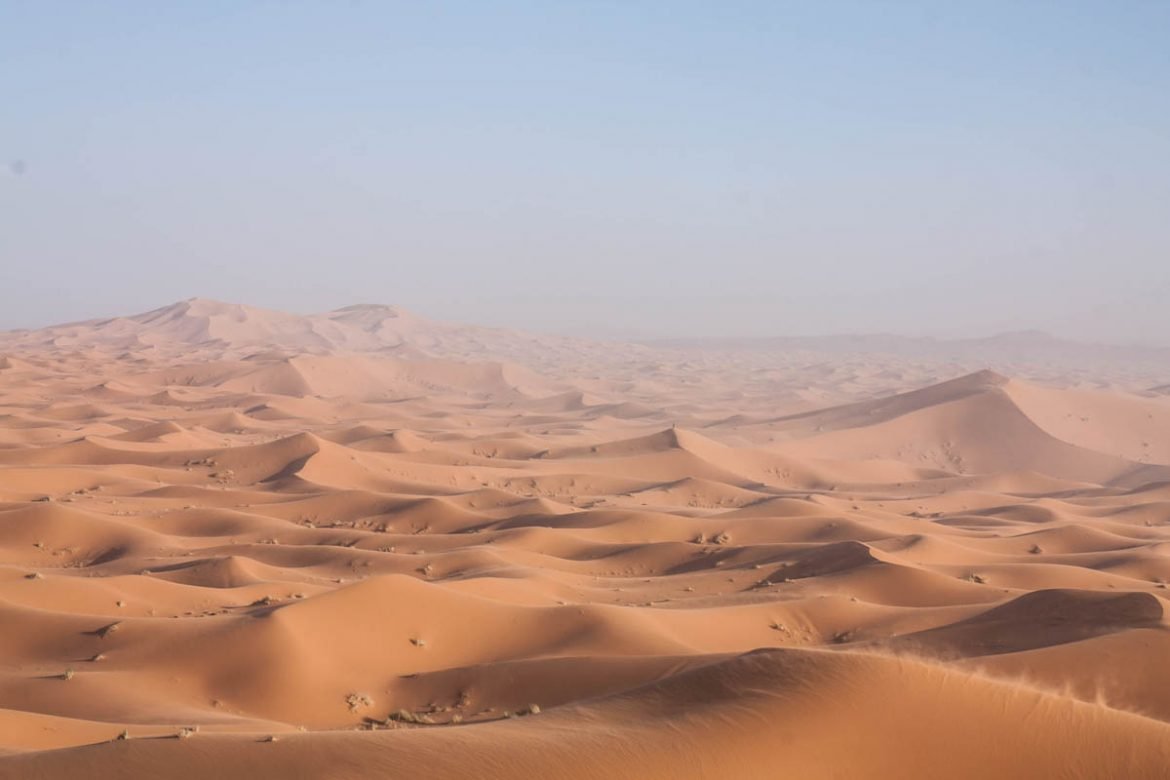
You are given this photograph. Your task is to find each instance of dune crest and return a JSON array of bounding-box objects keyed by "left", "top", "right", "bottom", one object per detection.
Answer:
[{"left": 2, "top": 301, "right": 1170, "bottom": 778}]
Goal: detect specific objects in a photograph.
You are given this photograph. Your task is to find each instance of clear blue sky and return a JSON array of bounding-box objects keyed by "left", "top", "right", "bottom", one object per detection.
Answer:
[{"left": 2, "top": 1, "right": 1168, "bottom": 342}]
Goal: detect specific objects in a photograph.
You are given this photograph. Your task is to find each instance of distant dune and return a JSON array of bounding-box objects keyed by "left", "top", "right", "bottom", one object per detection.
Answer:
[{"left": 2, "top": 300, "right": 1170, "bottom": 778}]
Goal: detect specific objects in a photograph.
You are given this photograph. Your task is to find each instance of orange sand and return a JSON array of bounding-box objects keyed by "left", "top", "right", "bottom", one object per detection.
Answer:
[{"left": 2, "top": 299, "right": 1169, "bottom": 779}]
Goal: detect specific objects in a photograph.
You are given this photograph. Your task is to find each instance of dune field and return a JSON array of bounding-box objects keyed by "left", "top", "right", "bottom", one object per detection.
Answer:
[{"left": 2, "top": 298, "right": 1170, "bottom": 779}]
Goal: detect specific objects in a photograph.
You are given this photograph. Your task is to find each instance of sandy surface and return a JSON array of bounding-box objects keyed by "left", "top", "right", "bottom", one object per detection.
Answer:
[{"left": 2, "top": 299, "right": 1170, "bottom": 778}]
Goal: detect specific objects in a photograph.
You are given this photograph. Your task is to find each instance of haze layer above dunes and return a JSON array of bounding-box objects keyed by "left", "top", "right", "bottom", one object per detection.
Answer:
[{"left": 1, "top": 300, "right": 1170, "bottom": 779}]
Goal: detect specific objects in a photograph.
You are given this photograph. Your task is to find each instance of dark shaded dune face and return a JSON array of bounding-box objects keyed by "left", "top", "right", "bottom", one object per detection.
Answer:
[
  {"left": 890, "top": 589, "right": 1165, "bottom": 658},
  {"left": 2, "top": 309, "right": 1170, "bottom": 778},
  {"left": 757, "top": 540, "right": 879, "bottom": 583}
]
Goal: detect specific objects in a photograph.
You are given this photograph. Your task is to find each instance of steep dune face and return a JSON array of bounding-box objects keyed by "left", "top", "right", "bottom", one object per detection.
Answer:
[
  {"left": 1003, "top": 380, "right": 1170, "bottom": 464},
  {"left": 764, "top": 370, "right": 1169, "bottom": 485},
  {"left": 2, "top": 303, "right": 1170, "bottom": 778},
  {"left": 891, "top": 589, "right": 1165, "bottom": 657}
]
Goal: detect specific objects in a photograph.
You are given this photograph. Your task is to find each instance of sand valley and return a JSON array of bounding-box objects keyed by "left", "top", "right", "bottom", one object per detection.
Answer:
[{"left": 2, "top": 299, "right": 1170, "bottom": 778}]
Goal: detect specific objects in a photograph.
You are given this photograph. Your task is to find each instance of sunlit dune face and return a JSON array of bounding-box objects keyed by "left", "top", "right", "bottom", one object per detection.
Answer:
[{"left": 1, "top": 304, "right": 1170, "bottom": 778}]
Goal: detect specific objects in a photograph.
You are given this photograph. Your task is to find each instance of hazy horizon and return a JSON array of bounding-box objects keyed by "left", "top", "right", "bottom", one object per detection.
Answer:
[
  {"left": 3, "top": 2, "right": 1169, "bottom": 343},
  {"left": 2, "top": 294, "right": 1169, "bottom": 351}
]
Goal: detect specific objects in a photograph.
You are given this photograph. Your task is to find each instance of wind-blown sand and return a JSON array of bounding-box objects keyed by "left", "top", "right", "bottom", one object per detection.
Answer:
[{"left": 2, "top": 299, "right": 1169, "bottom": 779}]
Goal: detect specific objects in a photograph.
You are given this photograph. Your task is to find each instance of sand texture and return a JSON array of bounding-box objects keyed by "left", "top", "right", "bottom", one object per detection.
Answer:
[{"left": 2, "top": 299, "right": 1170, "bottom": 779}]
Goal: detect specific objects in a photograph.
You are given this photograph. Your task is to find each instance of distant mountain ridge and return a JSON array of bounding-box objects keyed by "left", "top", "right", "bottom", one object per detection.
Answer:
[
  {"left": 3, "top": 299, "right": 1168, "bottom": 398},
  {"left": 648, "top": 329, "right": 1170, "bottom": 368},
  {"left": 6, "top": 297, "right": 1167, "bottom": 360},
  {"left": 0, "top": 298, "right": 635, "bottom": 366}
]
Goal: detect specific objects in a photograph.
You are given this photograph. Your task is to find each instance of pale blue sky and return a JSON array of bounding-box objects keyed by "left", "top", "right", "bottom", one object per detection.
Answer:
[{"left": 2, "top": 1, "right": 1168, "bottom": 342}]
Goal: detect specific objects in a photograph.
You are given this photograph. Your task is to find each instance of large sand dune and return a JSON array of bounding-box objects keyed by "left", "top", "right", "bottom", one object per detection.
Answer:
[{"left": 1, "top": 300, "right": 1169, "bottom": 778}]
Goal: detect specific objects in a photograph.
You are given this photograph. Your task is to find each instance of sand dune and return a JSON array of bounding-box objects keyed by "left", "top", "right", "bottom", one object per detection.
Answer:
[
  {"left": 6, "top": 650, "right": 1170, "bottom": 780},
  {"left": 761, "top": 370, "right": 1168, "bottom": 486},
  {"left": 2, "top": 300, "right": 1170, "bottom": 778}
]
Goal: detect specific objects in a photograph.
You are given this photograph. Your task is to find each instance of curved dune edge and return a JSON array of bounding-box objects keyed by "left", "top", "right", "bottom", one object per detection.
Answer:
[
  {"left": 3, "top": 649, "right": 1170, "bottom": 780},
  {"left": 4, "top": 302, "right": 1170, "bottom": 779}
]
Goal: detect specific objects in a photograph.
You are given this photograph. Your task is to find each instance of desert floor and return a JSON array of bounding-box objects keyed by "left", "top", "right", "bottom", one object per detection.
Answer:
[{"left": 2, "top": 300, "right": 1170, "bottom": 779}]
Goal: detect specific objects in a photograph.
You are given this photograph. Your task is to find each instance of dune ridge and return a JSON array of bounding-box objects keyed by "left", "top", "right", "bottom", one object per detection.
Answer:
[{"left": 1, "top": 300, "right": 1169, "bottom": 778}]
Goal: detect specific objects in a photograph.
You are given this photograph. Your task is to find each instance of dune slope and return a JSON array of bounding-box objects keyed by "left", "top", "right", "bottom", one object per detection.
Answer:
[{"left": 2, "top": 301, "right": 1170, "bottom": 778}]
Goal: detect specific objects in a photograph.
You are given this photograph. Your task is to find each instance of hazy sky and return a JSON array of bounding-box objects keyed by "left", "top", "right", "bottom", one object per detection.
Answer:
[{"left": 2, "top": 1, "right": 1168, "bottom": 342}]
